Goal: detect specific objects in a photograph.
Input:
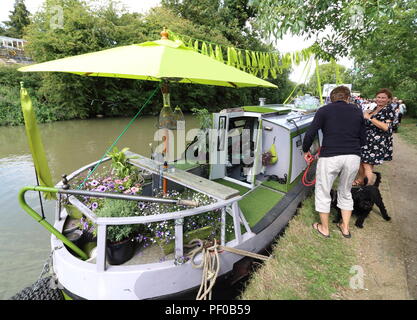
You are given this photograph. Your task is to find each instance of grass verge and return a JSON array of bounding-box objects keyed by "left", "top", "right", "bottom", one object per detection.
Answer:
[
  {"left": 239, "top": 194, "right": 355, "bottom": 300},
  {"left": 397, "top": 117, "right": 417, "bottom": 147}
]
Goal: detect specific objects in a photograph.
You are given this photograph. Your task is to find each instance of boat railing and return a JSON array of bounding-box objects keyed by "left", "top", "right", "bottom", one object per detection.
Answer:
[
  {"left": 19, "top": 155, "right": 247, "bottom": 272},
  {"left": 67, "top": 190, "right": 242, "bottom": 271},
  {"left": 19, "top": 185, "right": 243, "bottom": 272}
]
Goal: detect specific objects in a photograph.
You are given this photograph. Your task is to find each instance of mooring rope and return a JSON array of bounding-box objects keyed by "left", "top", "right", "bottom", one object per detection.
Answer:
[{"left": 186, "top": 239, "right": 270, "bottom": 300}]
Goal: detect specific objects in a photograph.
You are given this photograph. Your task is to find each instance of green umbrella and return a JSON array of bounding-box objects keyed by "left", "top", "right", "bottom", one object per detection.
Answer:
[{"left": 18, "top": 37, "right": 277, "bottom": 89}]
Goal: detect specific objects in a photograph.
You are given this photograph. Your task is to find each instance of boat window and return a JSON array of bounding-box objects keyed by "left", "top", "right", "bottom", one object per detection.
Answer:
[{"left": 233, "top": 120, "right": 246, "bottom": 127}]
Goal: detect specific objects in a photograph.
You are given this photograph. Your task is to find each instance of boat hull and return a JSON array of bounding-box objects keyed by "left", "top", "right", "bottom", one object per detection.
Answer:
[{"left": 52, "top": 178, "right": 310, "bottom": 300}]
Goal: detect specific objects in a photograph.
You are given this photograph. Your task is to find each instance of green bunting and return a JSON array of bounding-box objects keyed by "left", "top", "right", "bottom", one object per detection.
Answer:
[
  {"left": 215, "top": 45, "right": 223, "bottom": 63},
  {"left": 201, "top": 42, "right": 208, "bottom": 56},
  {"left": 167, "top": 29, "right": 315, "bottom": 79}
]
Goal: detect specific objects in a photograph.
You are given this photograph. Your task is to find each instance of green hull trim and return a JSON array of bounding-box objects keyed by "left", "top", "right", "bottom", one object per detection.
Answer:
[
  {"left": 18, "top": 186, "right": 89, "bottom": 260},
  {"left": 290, "top": 126, "right": 309, "bottom": 138},
  {"left": 242, "top": 106, "right": 291, "bottom": 114},
  {"left": 62, "top": 290, "right": 73, "bottom": 300}
]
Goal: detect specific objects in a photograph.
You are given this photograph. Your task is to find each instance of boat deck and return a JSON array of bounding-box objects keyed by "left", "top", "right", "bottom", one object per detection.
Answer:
[{"left": 126, "top": 151, "right": 240, "bottom": 200}]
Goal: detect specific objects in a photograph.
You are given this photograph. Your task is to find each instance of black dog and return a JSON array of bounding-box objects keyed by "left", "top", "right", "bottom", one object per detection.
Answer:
[{"left": 331, "top": 172, "right": 391, "bottom": 228}]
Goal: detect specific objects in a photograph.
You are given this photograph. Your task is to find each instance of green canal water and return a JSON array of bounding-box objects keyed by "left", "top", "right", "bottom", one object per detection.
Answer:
[{"left": 0, "top": 115, "right": 199, "bottom": 299}]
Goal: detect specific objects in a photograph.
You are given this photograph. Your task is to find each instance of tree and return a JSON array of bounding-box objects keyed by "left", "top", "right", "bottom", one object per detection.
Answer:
[
  {"left": 24, "top": 0, "right": 154, "bottom": 120},
  {"left": 349, "top": 3, "right": 417, "bottom": 116},
  {"left": 3, "top": 0, "right": 31, "bottom": 38},
  {"left": 306, "top": 62, "right": 348, "bottom": 96},
  {"left": 249, "top": 0, "right": 399, "bottom": 58},
  {"left": 161, "top": 0, "right": 294, "bottom": 103},
  {"left": 161, "top": 0, "right": 261, "bottom": 48}
]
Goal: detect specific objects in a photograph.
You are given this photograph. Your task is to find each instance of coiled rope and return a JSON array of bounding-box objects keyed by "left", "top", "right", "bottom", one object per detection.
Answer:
[{"left": 185, "top": 239, "right": 270, "bottom": 300}]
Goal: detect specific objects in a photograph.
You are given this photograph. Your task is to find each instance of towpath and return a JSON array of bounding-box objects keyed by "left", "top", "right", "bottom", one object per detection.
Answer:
[
  {"left": 381, "top": 133, "right": 417, "bottom": 299},
  {"left": 342, "top": 133, "right": 417, "bottom": 299}
]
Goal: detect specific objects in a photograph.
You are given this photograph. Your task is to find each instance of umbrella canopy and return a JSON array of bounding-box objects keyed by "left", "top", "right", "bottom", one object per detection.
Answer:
[{"left": 18, "top": 39, "right": 277, "bottom": 88}]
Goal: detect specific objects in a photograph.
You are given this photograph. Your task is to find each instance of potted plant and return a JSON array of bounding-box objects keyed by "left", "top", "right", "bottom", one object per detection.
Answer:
[
  {"left": 106, "top": 146, "right": 138, "bottom": 179},
  {"left": 95, "top": 198, "right": 143, "bottom": 265}
]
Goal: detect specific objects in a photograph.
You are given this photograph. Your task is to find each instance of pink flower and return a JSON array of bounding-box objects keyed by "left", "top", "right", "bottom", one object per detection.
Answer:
[
  {"left": 123, "top": 176, "right": 130, "bottom": 182},
  {"left": 123, "top": 189, "right": 132, "bottom": 194},
  {"left": 131, "top": 187, "right": 140, "bottom": 194},
  {"left": 115, "top": 179, "right": 123, "bottom": 184}
]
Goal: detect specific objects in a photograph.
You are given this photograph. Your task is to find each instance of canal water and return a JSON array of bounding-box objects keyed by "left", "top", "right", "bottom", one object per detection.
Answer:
[{"left": 0, "top": 115, "right": 200, "bottom": 299}]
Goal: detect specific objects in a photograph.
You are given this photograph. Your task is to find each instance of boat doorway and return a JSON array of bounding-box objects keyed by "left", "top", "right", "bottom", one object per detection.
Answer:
[{"left": 210, "top": 112, "right": 262, "bottom": 189}]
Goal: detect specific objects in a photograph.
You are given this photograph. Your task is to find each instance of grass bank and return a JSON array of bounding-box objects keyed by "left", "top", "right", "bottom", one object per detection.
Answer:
[
  {"left": 239, "top": 195, "right": 355, "bottom": 300},
  {"left": 397, "top": 117, "right": 417, "bottom": 147}
]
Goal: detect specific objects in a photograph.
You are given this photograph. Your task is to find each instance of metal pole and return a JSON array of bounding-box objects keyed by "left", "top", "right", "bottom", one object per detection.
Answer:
[{"left": 34, "top": 167, "right": 46, "bottom": 220}]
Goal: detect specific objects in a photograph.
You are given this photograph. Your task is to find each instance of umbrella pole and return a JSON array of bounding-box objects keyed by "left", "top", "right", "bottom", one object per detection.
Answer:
[
  {"left": 161, "top": 80, "right": 170, "bottom": 196},
  {"left": 163, "top": 132, "right": 168, "bottom": 195}
]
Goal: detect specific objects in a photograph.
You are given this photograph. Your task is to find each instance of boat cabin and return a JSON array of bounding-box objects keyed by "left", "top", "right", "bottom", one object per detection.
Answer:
[{"left": 208, "top": 105, "right": 320, "bottom": 192}]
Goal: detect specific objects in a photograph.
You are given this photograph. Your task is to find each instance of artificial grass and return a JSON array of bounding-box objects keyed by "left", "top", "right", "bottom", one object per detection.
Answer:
[
  {"left": 239, "top": 186, "right": 284, "bottom": 228},
  {"left": 213, "top": 180, "right": 283, "bottom": 228},
  {"left": 261, "top": 179, "right": 287, "bottom": 193},
  {"left": 213, "top": 178, "right": 250, "bottom": 196}
]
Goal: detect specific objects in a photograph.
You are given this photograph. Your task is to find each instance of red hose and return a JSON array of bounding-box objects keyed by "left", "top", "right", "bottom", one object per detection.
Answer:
[{"left": 302, "top": 148, "right": 320, "bottom": 187}]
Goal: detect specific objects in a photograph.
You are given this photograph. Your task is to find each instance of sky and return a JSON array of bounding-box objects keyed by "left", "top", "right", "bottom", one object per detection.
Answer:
[{"left": 1, "top": 0, "right": 353, "bottom": 84}]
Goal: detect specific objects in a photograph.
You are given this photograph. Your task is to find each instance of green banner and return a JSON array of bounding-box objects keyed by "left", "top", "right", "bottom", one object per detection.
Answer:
[{"left": 20, "top": 82, "right": 56, "bottom": 200}]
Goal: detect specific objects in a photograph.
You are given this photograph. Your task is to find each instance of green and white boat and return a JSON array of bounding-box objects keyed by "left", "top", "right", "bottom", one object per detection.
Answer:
[{"left": 16, "top": 31, "right": 321, "bottom": 300}]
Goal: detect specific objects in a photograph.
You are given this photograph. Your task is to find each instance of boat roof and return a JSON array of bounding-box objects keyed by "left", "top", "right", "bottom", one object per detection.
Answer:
[
  {"left": 263, "top": 111, "right": 315, "bottom": 131},
  {"left": 242, "top": 105, "right": 292, "bottom": 115},
  {"left": 243, "top": 103, "right": 317, "bottom": 131}
]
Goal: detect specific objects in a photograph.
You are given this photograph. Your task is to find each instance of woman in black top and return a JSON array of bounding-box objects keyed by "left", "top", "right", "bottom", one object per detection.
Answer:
[{"left": 354, "top": 88, "right": 395, "bottom": 186}]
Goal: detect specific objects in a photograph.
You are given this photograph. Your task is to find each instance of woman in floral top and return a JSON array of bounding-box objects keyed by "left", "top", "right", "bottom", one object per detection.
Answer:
[{"left": 354, "top": 88, "right": 395, "bottom": 186}]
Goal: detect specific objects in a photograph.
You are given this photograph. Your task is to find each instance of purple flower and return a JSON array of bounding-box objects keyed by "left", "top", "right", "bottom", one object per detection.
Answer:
[
  {"left": 90, "top": 180, "right": 99, "bottom": 187},
  {"left": 118, "top": 185, "right": 124, "bottom": 191},
  {"left": 97, "top": 185, "right": 107, "bottom": 192},
  {"left": 91, "top": 202, "right": 99, "bottom": 210},
  {"left": 138, "top": 202, "right": 147, "bottom": 210}
]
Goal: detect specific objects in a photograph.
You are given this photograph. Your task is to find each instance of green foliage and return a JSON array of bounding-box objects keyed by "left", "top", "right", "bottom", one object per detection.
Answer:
[
  {"left": 191, "top": 108, "right": 212, "bottom": 130},
  {"left": 250, "top": 0, "right": 399, "bottom": 58},
  {"left": 0, "top": 65, "right": 53, "bottom": 126},
  {"left": 2, "top": 0, "right": 31, "bottom": 38},
  {"left": 95, "top": 199, "right": 141, "bottom": 243},
  {"left": 0, "top": 85, "right": 24, "bottom": 126},
  {"left": 349, "top": 3, "right": 417, "bottom": 116},
  {"left": 306, "top": 63, "right": 349, "bottom": 96},
  {"left": 107, "top": 146, "right": 138, "bottom": 178},
  {"left": 1, "top": 0, "right": 293, "bottom": 126}
]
